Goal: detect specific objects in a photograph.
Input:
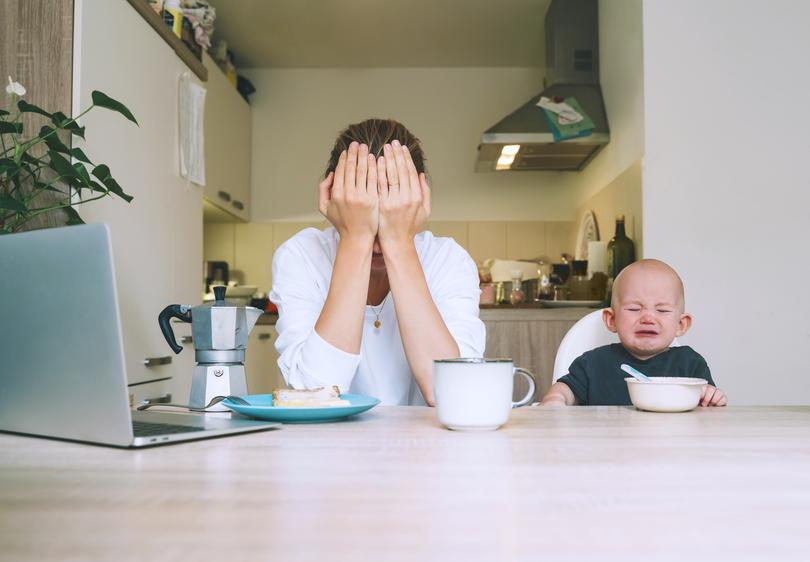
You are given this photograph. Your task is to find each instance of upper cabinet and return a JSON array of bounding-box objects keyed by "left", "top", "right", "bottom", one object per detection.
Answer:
[{"left": 203, "top": 52, "right": 252, "bottom": 221}]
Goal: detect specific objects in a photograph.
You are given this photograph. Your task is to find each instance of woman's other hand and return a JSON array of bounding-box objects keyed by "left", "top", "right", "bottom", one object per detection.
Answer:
[
  {"left": 377, "top": 140, "right": 431, "bottom": 249},
  {"left": 319, "top": 141, "right": 379, "bottom": 243}
]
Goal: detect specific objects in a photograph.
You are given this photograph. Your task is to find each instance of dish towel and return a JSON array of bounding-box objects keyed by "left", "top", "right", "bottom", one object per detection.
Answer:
[
  {"left": 536, "top": 96, "right": 596, "bottom": 142},
  {"left": 179, "top": 73, "right": 207, "bottom": 186}
]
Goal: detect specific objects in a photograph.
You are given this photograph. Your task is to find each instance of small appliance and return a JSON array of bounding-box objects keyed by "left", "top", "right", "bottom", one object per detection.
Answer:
[{"left": 159, "top": 285, "right": 263, "bottom": 411}]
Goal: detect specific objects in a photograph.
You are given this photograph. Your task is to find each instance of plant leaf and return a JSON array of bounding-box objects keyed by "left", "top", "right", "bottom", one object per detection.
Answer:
[
  {"left": 39, "top": 126, "right": 71, "bottom": 154},
  {"left": 0, "top": 109, "right": 9, "bottom": 117},
  {"left": 48, "top": 150, "right": 82, "bottom": 182},
  {"left": 0, "top": 121, "right": 23, "bottom": 134},
  {"left": 0, "top": 194, "right": 27, "bottom": 212},
  {"left": 0, "top": 158, "right": 18, "bottom": 176},
  {"left": 70, "top": 147, "right": 92, "bottom": 164},
  {"left": 51, "top": 112, "right": 85, "bottom": 139},
  {"left": 72, "top": 162, "right": 93, "bottom": 186},
  {"left": 91, "top": 91, "right": 138, "bottom": 125},
  {"left": 18, "top": 100, "right": 52, "bottom": 118},
  {"left": 92, "top": 164, "right": 134, "bottom": 203},
  {"left": 63, "top": 206, "right": 85, "bottom": 225}
]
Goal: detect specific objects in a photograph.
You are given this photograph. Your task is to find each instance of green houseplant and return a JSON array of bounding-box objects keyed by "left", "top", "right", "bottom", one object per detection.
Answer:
[{"left": 0, "top": 77, "right": 138, "bottom": 234}]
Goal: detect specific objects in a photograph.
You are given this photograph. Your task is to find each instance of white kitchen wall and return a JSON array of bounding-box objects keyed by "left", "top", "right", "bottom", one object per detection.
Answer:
[
  {"left": 642, "top": 0, "right": 810, "bottom": 404},
  {"left": 242, "top": 67, "right": 580, "bottom": 222}
]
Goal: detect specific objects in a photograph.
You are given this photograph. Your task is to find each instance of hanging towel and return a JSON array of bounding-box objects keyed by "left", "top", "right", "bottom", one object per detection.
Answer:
[
  {"left": 537, "top": 96, "right": 596, "bottom": 142},
  {"left": 179, "top": 73, "right": 206, "bottom": 186}
]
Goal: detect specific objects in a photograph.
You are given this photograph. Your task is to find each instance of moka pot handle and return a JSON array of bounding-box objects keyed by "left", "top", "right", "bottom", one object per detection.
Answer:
[{"left": 158, "top": 304, "right": 192, "bottom": 354}]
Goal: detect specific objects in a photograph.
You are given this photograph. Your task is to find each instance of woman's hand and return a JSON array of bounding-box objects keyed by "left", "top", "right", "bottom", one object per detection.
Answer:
[
  {"left": 319, "top": 141, "right": 379, "bottom": 243},
  {"left": 377, "top": 140, "right": 431, "bottom": 249}
]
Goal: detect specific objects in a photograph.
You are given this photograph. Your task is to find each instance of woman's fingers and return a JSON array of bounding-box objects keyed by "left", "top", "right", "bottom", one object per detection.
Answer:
[
  {"left": 383, "top": 144, "right": 400, "bottom": 196},
  {"left": 391, "top": 140, "right": 411, "bottom": 196},
  {"left": 419, "top": 172, "right": 432, "bottom": 217},
  {"left": 367, "top": 153, "right": 378, "bottom": 196},
  {"left": 401, "top": 144, "right": 421, "bottom": 200},
  {"left": 318, "top": 172, "right": 334, "bottom": 216},
  {"left": 377, "top": 155, "right": 388, "bottom": 200},
  {"left": 333, "top": 150, "right": 347, "bottom": 198},
  {"left": 345, "top": 141, "right": 358, "bottom": 192},
  {"left": 356, "top": 143, "right": 368, "bottom": 192}
]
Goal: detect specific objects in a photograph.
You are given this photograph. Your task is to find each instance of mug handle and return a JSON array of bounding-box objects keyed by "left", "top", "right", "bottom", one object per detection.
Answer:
[{"left": 512, "top": 368, "right": 537, "bottom": 408}]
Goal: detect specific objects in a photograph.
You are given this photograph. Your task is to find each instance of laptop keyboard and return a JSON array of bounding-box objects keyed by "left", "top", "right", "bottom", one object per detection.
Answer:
[{"left": 132, "top": 420, "right": 206, "bottom": 437}]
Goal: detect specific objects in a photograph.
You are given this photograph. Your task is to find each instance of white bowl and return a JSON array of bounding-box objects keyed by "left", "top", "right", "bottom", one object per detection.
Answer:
[{"left": 625, "top": 377, "right": 707, "bottom": 412}]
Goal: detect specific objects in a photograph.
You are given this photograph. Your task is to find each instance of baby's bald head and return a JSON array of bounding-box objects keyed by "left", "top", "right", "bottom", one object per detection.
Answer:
[{"left": 611, "top": 259, "right": 685, "bottom": 312}]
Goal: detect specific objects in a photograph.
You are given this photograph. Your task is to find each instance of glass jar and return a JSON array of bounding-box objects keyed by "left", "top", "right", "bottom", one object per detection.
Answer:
[{"left": 509, "top": 270, "right": 525, "bottom": 305}]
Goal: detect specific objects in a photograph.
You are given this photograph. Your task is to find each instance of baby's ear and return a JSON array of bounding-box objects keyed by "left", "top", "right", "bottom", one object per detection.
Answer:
[
  {"left": 602, "top": 308, "right": 618, "bottom": 333},
  {"left": 676, "top": 312, "right": 693, "bottom": 336}
]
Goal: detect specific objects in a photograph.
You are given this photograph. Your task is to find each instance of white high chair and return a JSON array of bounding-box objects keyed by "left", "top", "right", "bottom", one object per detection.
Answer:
[{"left": 551, "top": 309, "right": 680, "bottom": 382}]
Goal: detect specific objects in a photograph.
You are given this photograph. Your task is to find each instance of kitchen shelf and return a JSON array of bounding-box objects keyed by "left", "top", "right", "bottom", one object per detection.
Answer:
[{"left": 125, "top": 0, "right": 208, "bottom": 81}]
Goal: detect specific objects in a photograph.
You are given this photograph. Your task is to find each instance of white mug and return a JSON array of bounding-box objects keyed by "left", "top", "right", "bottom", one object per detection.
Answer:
[{"left": 433, "top": 358, "right": 536, "bottom": 431}]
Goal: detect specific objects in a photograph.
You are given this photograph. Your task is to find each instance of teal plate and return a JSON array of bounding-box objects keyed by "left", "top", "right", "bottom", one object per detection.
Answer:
[{"left": 222, "top": 393, "right": 380, "bottom": 423}]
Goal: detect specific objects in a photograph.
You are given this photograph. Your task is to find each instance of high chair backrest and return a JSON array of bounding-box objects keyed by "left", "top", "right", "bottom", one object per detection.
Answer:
[{"left": 552, "top": 309, "right": 680, "bottom": 382}]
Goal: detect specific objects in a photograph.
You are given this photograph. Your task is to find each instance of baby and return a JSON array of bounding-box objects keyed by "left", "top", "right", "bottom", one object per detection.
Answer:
[{"left": 540, "top": 259, "right": 727, "bottom": 407}]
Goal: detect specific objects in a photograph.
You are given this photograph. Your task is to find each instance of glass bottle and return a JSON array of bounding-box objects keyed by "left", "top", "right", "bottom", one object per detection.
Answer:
[
  {"left": 606, "top": 214, "right": 637, "bottom": 301},
  {"left": 509, "top": 270, "right": 525, "bottom": 305}
]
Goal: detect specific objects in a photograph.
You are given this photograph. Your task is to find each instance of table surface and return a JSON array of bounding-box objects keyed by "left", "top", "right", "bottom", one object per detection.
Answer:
[{"left": 2, "top": 406, "right": 810, "bottom": 561}]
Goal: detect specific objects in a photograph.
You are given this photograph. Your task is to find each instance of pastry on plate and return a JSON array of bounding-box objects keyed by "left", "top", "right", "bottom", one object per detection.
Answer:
[{"left": 272, "top": 386, "right": 351, "bottom": 408}]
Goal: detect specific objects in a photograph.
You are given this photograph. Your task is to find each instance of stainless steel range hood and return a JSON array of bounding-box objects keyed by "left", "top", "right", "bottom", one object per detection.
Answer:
[{"left": 476, "top": 0, "right": 609, "bottom": 172}]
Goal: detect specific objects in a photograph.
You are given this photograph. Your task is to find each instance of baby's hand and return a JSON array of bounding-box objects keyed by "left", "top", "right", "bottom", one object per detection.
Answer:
[
  {"left": 538, "top": 394, "right": 567, "bottom": 407},
  {"left": 700, "top": 385, "right": 727, "bottom": 407}
]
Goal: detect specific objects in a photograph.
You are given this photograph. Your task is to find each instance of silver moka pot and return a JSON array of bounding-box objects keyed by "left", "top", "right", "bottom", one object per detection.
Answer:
[{"left": 159, "top": 286, "right": 263, "bottom": 410}]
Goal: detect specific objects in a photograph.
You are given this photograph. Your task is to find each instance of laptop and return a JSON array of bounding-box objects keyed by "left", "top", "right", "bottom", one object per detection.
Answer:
[{"left": 0, "top": 223, "right": 279, "bottom": 447}]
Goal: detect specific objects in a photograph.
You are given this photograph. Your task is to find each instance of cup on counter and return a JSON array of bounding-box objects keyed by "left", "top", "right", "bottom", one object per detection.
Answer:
[{"left": 432, "top": 358, "right": 536, "bottom": 431}]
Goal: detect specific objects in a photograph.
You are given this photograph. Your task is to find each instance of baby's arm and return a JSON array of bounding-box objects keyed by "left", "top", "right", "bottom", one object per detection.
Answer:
[
  {"left": 539, "top": 382, "right": 577, "bottom": 406},
  {"left": 700, "top": 385, "right": 727, "bottom": 407}
]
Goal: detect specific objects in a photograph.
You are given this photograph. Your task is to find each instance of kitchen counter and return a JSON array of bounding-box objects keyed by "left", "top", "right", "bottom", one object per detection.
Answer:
[
  {"left": 257, "top": 306, "right": 597, "bottom": 326},
  {"left": 2, "top": 406, "right": 809, "bottom": 560}
]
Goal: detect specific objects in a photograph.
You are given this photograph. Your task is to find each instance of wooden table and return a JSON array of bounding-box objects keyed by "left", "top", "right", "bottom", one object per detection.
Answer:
[{"left": 2, "top": 406, "right": 810, "bottom": 561}]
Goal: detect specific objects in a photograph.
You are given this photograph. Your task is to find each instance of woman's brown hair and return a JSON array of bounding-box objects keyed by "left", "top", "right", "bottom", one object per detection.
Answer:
[{"left": 325, "top": 118, "right": 426, "bottom": 178}]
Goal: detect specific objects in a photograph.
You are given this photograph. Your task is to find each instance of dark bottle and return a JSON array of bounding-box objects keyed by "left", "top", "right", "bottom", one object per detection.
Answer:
[{"left": 606, "top": 214, "right": 636, "bottom": 302}]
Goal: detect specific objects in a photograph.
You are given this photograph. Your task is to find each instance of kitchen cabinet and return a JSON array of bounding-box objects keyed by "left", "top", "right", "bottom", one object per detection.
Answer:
[
  {"left": 481, "top": 308, "right": 591, "bottom": 401},
  {"left": 202, "top": 52, "right": 252, "bottom": 221},
  {"left": 246, "top": 325, "right": 285, "bottom": 393},
  {"left": 72, "top": 0, "right": 203, "bottom": 397}
]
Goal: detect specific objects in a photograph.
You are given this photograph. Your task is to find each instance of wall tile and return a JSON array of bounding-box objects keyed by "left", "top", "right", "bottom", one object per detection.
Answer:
[
  {"left": 546, "top": 221, "right": 575, "bottom": 261},
  {"left": 505, "top": 222, "right": 546, "bottom": 261},
  {"left": 426, "top": 221, "right": 469, "bottom": 250},
  {"left": 467, "top": 222, "right": 507, "bottom": 265},
  {"left": 203, "top": 223, "right": 235, "bottom": 264},
  {"left": 234, "top": 223, "right": 274, "bottom": 292}
]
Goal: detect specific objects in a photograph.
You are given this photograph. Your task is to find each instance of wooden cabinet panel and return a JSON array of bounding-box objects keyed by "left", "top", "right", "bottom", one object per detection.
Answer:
[
  {"left": 482, "top": 309, "right": 590, "bottom": 402},
  {"left": 246, "top": 325, "right": 285, "bottom": 394},
  {"left": 203, "top": 53, "right": 251, "bottom": 221}
]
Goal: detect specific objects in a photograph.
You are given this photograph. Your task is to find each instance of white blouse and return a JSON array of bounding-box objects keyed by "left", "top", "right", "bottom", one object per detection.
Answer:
[{"left": 269, "top": 227, "right": 486, "bottom": 405}]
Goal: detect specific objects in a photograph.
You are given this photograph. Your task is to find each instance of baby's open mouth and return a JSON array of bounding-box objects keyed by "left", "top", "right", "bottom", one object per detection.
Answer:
[{"left": 635, "top": 329, "right": 659, "bottom": 337}]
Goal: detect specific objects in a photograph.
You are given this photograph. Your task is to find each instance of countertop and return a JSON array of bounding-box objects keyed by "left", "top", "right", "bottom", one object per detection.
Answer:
[
  {"left": 256, "top": 305, "right": 597, "bottom": 325},
  {"left": 2, "top": 406, "right": 809, "bottom": 560}
]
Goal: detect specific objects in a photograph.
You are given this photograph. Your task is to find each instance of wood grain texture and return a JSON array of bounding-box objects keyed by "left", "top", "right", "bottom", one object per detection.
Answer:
[
  {"left": 1, "top": 406, "right": 809, "bottom": 561},
  {"left": 0, "top": 0, "right": 74, "bottom": 231},
  {"left": 483, "top": 309, "right": 591, "bottom": 400}
]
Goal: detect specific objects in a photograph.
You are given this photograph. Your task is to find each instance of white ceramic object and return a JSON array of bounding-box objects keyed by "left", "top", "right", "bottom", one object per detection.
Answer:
[
  {"left": 625, "top": 377, "right": 708, "bottom": 412},
  {"left": 433, "top": 359, "right": 536, "bottom": 431}
]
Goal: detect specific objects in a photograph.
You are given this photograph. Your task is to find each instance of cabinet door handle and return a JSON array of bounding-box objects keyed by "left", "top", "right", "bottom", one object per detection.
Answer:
[
  {"left": 232, "top": 200, "right": 244, "bottom": 211},
  {"left": 143, "top": 356, "right": 172, "bottom": 367},
  {"left": 258, "top": 333, "right": 271, "bottom": 340},
  {"left": 180, "top": 335, "right": 193, "bottom": 344},
  {"left": 217, "top": 190, "right": 231, "bottom": 202}
]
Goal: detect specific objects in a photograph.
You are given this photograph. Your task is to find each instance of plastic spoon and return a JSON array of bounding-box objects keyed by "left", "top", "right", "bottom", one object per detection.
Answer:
[{"left": 620, "top": 363, "right": 652, "bottom": 382}]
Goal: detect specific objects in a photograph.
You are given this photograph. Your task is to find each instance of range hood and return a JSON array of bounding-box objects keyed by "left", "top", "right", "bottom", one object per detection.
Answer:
[{"left": 476, "top": 0, "right": 609, "bottom": 172}]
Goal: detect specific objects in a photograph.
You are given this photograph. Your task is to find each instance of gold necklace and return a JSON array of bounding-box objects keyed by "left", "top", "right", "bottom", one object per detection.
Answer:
[{"left": 369, "top": 293, "right": 389, "bottom": 328}]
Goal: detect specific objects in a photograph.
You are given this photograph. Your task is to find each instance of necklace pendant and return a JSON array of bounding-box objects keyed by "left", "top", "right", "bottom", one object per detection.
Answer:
[{"left": 374, "top": 319, "right": 381, "bottom": 328}]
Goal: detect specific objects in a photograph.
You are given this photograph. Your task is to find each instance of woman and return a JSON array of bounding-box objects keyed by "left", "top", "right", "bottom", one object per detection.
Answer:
[{"left": 269, "top": 119, "right": 485, "bottom": 405}]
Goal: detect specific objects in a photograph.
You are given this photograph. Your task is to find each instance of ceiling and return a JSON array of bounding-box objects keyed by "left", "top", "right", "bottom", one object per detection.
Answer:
[{"left": 211, "top": 0, "right": 552, "bottom": 68}]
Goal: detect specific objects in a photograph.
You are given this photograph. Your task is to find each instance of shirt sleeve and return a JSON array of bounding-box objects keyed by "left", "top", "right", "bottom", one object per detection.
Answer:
[
  {"left": 690, "top": 349, "right": 715, "bottom": 386},
  {"left": 557, "top": 354, "right": 590, "bottom": 405},
  {"left": 269, "top": 240, "right": 361, "bottom": 392},
  {"left": 424, "top": 238, "right": 486, "bottom": 358}
]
